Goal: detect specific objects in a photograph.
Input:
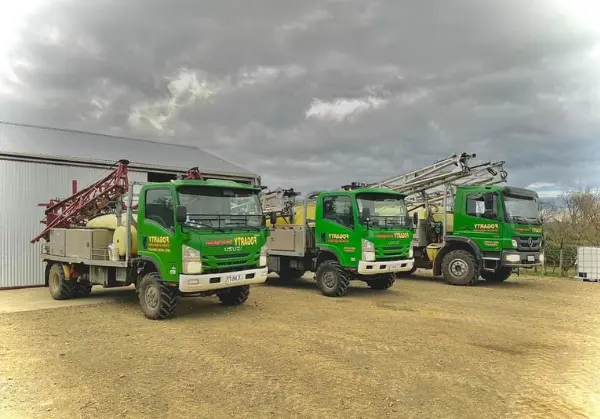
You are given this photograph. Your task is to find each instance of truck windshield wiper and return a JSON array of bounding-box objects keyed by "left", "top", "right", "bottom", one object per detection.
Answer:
[
  {"left": 509, "top": 215, "right": 529, "bottom": 225},
  {"left": 185, "top": 220, "right": 225, "bottom": 232}
]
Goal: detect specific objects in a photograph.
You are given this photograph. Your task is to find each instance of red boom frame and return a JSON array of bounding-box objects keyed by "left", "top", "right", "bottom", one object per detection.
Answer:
[
  {"left": 31, "top": 162, "right": 207, "bottom": 243},
  {"left": 31, "top": 160, "right": 131, "bottom": 243}
]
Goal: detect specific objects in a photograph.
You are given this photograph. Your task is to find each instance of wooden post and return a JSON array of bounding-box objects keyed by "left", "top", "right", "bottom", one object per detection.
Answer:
[{"left": 559, "top": 249, "right": 564, "bottom": 277}]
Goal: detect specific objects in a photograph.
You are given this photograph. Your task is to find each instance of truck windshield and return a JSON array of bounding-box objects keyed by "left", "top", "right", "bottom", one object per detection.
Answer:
[
  {"left": 503, "top": 194, "right": 541, "bottom": 225},
  {"left": 356, "top": 193, "right": 409, "bottom": 229},
  {"left": 177, "top": 186, "right": 263, "bottom": 230}
]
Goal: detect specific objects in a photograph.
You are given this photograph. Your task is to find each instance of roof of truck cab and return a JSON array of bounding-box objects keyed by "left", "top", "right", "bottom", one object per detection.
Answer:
[
  {"left": 168, "top": 179, "right": 260, "bottom": 190},
  {"left": 348, "top": 187, "right": 406, "bottom": 197},
  {"left": 458, "top": 184, "right": 539, "bottom": 198}
]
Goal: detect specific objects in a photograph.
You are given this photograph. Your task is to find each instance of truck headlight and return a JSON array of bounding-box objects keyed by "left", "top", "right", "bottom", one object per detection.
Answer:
[
  {"left": 182, "top": 245, "right": 202, "bottom": 274},
  {"left": 260, "top": 245, "right": 267, "bottom": 267},
  {"left": 511, "top": 239, "right": 518, "bottom": 248},
  {"left": 505, "top": 254, "right": 520, "bottom": 263},
  {"left": 540, "top": 253, "right": 545, "bottom": 263},
  {"left": 362, "top": 239, "right": 375, "bottom": 262},
  {"left": 408, "top": 246, "right": 414, "bottom": 258}
]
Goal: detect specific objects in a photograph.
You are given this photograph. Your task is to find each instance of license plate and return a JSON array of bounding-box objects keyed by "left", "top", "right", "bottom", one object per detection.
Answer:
[
  {"left": 225, "top": 273, "right": 245, "bottom": 282},
  {"left": 388, "top": 262, "right": 405, "bottom": 270},
  {"left": 527, "top": 255, "right": 535, "bottom": 262}
]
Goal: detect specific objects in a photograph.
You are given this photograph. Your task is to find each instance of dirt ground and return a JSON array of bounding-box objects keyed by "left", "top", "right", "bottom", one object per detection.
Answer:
[{"left": 1, "top": 272, "right": 600, "bottom": 419}]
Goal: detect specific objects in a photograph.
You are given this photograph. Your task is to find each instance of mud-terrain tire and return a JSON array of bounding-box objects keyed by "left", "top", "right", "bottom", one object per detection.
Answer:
[
  {"left": 277, "top": 266, "right": 305, "bottom": 284},
  {"left": 315, "top": 261, "right": 350, "bottom": 297},
  {"left": 367, "top": 275, "right": 396, "bottom": 290},
  {"left": 481, "top": 267, "right": 512, "bottom": 282},
  {"left": 441, "top": 250, "right": 478, "bottom": 286},
  {"left": 137, "top": 273, "right": 178, "bottom": 320},
  {"left": 73, "top": 282, "right": 93, "bottom": 298},
  {"left": 394, "top": 266, "right": 417, "bottom": 278},
  {"left": 47, "top": 263, "right": 76, "bottom": 300},
  {"left": 218, "top": 285, "right": 250, "bottom": 306}
]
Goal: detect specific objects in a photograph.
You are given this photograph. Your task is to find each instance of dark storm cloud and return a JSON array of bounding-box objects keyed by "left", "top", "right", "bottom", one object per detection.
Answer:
[{"left": 1, "top": 0, "right": 599, "bottom": 194}]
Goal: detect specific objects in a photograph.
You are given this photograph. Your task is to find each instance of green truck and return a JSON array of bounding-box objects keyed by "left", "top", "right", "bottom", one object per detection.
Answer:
[
  {"left": 263, "top": 183, "right": 415, "bottom": 296},
  {"left": 410, "top": 185, "right": 544, "bottom": 285},
  {"left": 31, "top": 161, "right": 269, "bottom": 319}
]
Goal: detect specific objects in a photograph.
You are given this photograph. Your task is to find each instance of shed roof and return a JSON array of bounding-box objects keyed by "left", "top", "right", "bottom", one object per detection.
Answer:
[{"left": 0, "top": 121, "right": 257, "bottom": 182}]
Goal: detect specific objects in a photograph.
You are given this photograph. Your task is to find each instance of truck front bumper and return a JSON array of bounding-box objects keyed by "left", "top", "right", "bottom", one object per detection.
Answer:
[
  {"left": 500, "top": 251, "right": 543, "bottom": 268},
  {"left": 358, "top": 258, "right": 415, "bottom": 275},
  {"left": 179, "top": 267, "right": 269, "bottom": 293}
]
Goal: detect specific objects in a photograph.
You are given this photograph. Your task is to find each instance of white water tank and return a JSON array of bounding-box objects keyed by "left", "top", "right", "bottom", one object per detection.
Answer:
[{"left": 576, "top": 246, "right": 600, "bottom": 282}]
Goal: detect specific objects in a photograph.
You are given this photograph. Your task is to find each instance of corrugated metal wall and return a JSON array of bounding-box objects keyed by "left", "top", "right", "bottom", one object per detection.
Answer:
[{"left": 0, "top": 160, "right": 147, "bottom": 289}]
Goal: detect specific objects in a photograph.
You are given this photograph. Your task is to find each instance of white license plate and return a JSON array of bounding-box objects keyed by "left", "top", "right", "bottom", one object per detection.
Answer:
[
  {"left": 527, "top": 256, "right": 535, "bottom": 262},
  {"left": 225, "top": 274, "right": 245, "bottom": 282},
  {"left": 388, "top": 262, "right": 405, "bottom": 270}
]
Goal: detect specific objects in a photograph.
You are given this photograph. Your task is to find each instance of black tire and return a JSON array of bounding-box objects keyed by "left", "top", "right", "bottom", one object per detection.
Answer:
[
  {"left": 367, "top": 275, "right": 395, "bottom": 290},
  {"left": 315, "top": 261, "right": 350, "bottom": 297},
  {"left": 394, "top": 265, "right": 417, "bottom": 278},
  {"left": 137, "top": 273, "right": 178, "bottom": 320},
  {"left": 73, "top": 282, "right": 93, "bottom": 298},
  {"left": 441, "top": 250, "right": 478, "bottom": 286},
  {"left": 47, "top": 263, "right": 76, "bottom": 300},
  {"left": 277, "top": 266, "right": 305, "bottom": 284},
  {"left": 481, "top": 267, "right": 512, "bottom": 282},
  {"left": 217, "top": 285, "right": 250, "bottom": 306}
]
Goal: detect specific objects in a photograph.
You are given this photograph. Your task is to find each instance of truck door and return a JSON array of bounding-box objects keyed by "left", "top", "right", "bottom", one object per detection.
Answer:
[
  {"left": 455, "top": 191, "right": 503, "bottom": 252},
  {"left": 138, "top": 187, "right": 180, "bottom": 281},
  {"left": 315, "top": 194, "right": 359, "bottom": 266}
]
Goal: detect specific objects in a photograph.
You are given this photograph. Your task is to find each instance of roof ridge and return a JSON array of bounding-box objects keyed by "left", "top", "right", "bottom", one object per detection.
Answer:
[{"left": 0, "top": 120, "right": 199, "bottom": 150}]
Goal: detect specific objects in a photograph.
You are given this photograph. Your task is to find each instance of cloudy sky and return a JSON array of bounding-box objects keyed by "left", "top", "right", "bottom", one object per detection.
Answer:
[{"left": 1, "top": 0, "right": 599, "bottom": 195}]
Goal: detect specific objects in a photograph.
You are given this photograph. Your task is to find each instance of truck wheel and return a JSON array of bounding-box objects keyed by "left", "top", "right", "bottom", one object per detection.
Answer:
[
  {"left": 277, "top": 267, "right": 305, "bottom": 284},
  {"left": 73, "top": 282, "right": 93, "bottom": 298},
  {"left": 481, "top": 267, "right": 512, "bottom": 282},
  {"left": 217, "top": 285, "right": 250, "bottom": 306},
  {"left": 441, "top": 250, "right": 478, "bottom": 286},
  {"left": 137, "top": 273, "right": 178, "bottom": 320},
  {"left": 47, "top": 263, "right": 76, "bottom": 300},
  {"left": 315, "top": 261, "right": 350, "bottom": 297},
  {"left": 367, "top": 275, "right": 395, "bottom": 290},
  {"left": 394, "top": 266, "right": 417, "bottom": 278}
]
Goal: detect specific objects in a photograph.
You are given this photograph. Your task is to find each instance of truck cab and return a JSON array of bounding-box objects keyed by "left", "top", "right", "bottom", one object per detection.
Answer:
[
  {"left": 266, "top": 186, "right": 415, "bottom": 297},
  {"left": 135, "top": 179, "right": 270, "bottom": 317},
  {"left": 426, "top": 185, "right": 543, "bottom": 285}
]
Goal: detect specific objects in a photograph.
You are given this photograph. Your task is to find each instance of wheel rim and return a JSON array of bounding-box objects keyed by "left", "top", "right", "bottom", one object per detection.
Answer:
[
  {"left": 145, "top": 285, "right": 159, "bottom": 309},
  {"left": 50, "top": 271, "right": 60, "bottom": 293},
  {"left": 322, "top": 271, "right": 337, "bottom": 289},
  {"left": 449, "top": 259, "right": 468, "bottom": 277}
]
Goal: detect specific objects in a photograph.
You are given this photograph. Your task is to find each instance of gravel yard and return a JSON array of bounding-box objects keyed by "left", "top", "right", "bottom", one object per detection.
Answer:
[{"left": 1, "top": 272, "right": 599, "bottom": 419}]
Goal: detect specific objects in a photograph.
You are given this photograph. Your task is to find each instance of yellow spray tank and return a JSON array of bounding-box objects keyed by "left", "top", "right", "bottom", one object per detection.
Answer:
[
  {"left": 85, "top": 213, "right": 139, "bottom": 257},
  {"left": 407, "top": 205, "right": 455, "bottom": 263},
  {"left": 266, "top": 203, "right": 317, "bottom": 227}
]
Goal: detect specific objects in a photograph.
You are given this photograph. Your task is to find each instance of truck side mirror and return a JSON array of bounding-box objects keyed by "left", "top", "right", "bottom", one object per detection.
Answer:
[
  {"left": 413, "top": 212, "right": 419, "bottom": 228},
  {"left": 269, "top": 213, "right": 277, "bottom": 225},
  {"left": 176, "top": 205, "right": 187, "bottom": 224}
]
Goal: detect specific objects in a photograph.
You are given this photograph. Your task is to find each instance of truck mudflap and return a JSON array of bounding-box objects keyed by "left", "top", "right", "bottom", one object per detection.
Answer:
[
  {"left": 499, "top": 251, "right": 543, "bottom": 268},
  {"left": 179, "top": 267, "right": 269, "bottom": 293},
  {"left": 358, "top": 259, "right": 415, "bottom": 275}
]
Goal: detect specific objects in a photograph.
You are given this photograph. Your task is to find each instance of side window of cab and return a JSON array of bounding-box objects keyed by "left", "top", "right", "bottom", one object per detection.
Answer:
[
  {"left": 145, "top": 189, "right": 175, "bottom": 230},
  {"left": 466, "top": 193, "right": 497, "bottom": 220},
  {"left": 322, "top": 195, "right": 354, "bottom": 229}
]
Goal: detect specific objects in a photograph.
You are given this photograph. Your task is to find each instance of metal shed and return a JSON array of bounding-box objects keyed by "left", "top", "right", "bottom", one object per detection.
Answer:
[{"left": 0, "top": 121, "right": 260, "bottom": 289}]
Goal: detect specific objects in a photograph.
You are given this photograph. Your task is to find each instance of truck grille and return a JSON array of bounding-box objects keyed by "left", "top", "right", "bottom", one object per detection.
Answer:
[
  {"left": 514, "top": 236, "right": 542, "bottom": 251},
  {"left": 376, "top": 246, "right": 410, "bottom": 261},
  {"left": 201, "top": 253, "right": 259, "bottom": 274}
]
